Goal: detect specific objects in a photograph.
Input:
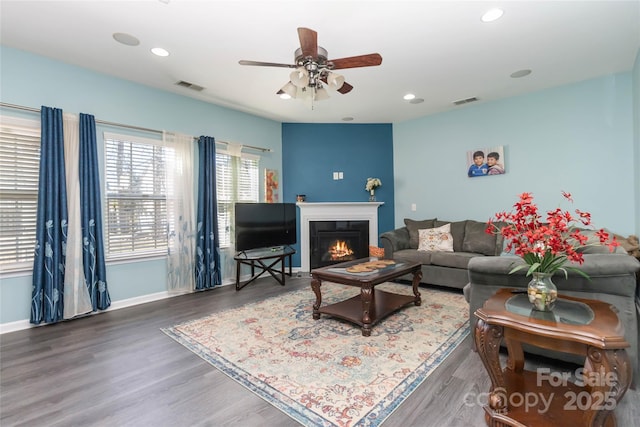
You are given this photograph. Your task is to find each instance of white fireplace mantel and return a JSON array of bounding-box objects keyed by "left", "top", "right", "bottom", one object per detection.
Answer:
[{"left": 297, "top": 202, "right": 384, "bottom": 272}]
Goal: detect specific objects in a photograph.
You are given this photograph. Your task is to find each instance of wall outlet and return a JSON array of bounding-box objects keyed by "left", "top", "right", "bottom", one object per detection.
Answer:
[{"left": 411, "top": 203, "right": 417, "bottom": 211}]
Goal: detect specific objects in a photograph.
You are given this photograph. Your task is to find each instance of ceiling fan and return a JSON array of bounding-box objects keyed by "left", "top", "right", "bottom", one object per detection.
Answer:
[{"left": 239, "top": 27, "right": 382, "bottom": 101}]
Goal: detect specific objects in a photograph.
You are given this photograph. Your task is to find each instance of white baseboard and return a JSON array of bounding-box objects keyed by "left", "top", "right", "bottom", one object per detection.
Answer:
[
  {"left": 0, "top": 270, "right": 305, "bottom": 335},
  {"left": 0, "top": 281, "right": 236, "bottom": 335},
  {"left": 0, "top": 290, "right": 178, "bottom": 335}
]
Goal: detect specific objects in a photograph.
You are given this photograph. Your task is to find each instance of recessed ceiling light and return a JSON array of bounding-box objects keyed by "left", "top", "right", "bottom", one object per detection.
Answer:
[
  {"left": 279, "top": 93, "right": 291, "bottom": 100},
  {"left": 481, "top": 8, "right": 504, "bottom": 23},
  {"left": 113, "top": 32, "right": 140, "bottom": 46},
  {"left": 403, "top": 94, "right": 416, "bottom": 101},
  {"left": 510, "top": 69, "right": 532, "bottom": 78},
  {"left": 151, "top": 47, "right": 170, "bottom": 57}
]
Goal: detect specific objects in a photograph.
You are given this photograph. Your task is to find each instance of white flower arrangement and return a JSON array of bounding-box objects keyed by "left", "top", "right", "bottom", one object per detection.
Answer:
[{"left": 365, "top": 177, "right": 382, "bottom": 191}]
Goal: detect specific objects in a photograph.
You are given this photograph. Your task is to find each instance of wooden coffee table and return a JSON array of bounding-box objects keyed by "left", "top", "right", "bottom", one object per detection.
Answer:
[
  {"left": 474, "top": 288, "right": 632, "bottom": 427},
  {"left": 310, "top": 258, "right": 422, "bottom": 336}
]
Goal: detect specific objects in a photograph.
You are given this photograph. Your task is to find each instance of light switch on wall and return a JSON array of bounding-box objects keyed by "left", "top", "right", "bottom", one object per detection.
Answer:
[
  {"left": 338, "top": 172, "right": 344, "bottom": 179},
  {"left": 411, "top": 203, "right": 417, "bottom": 211},
  {"left": 333, "top": 172, "right": 339, "bottom": 180}
]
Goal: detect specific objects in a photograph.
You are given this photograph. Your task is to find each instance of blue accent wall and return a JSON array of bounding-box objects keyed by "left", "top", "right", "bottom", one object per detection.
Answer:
[{"left": 282, "top": 123, "right": 394, "bottom": 267}]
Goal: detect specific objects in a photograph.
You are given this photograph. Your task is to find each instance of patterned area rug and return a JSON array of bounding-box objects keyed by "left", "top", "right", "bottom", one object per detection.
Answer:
[{"left": 163, "top": 282, "right": 469, "bottom": 426}]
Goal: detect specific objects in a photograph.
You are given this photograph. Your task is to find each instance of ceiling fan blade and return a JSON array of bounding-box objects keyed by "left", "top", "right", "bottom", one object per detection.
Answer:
[
  {"left": 239, "top": 60, "right": 296, "bottom": 68},
  {"left": 337, "top": 81, "right": 353, "bottom": 94},
  {"left": 329, "top": 54, "right": 383, "bottom": 70},
  {"left": 298, "top": 27, "right": 318, "bottom": 58}
]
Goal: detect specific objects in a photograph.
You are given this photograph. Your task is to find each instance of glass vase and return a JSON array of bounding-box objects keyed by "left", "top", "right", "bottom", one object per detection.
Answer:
[
  {"left": 527, "top": 272, "right": 558, "bottom": 311},
  {"left": 369, "top": 189, "right": 376, "bottom": 202}
]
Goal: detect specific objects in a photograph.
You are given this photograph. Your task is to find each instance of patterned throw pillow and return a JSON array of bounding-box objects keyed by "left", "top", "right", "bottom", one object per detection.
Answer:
[
  {"left": 369, "top": 246, "right": 385, "bottom": 258},
  {"left": 418, "top": 223, "right": 454, "bottom": 252}
]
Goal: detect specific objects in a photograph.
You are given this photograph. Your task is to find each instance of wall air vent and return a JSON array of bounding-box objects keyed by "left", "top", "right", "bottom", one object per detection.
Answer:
[
  {"left": 453, "top": 96, "right": 478, "bottom": 106},
  {"left": 175, "top": 80, "right": 205, "bottom": 92}
]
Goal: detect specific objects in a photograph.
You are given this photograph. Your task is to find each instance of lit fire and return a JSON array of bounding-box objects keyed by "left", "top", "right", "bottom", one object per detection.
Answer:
[{"left": 328, "top": 240, "right": 354, "bottom": 260}]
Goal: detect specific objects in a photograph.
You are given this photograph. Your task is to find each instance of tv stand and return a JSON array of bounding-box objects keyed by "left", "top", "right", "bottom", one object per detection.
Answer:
[{"left": 234, "top": 246, "right": 296, "bottom": 291}]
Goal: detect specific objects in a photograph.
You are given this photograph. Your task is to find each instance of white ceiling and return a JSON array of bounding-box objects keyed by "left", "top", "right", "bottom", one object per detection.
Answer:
[{"left": 1, "top": 1, "right": 639, "bottom": 124}]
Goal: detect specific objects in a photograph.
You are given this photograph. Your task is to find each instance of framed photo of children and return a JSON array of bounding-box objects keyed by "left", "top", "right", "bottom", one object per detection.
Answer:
[{"left": 466, "top": 146, "right": 505, "bottom": 178}]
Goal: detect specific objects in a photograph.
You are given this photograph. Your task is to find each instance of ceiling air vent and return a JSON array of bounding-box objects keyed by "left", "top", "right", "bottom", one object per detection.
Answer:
[
  {"left": 453, "top": 96, "right": 478, "bottom": 106},
  {"left": 175, "top": 80, "right": 205, "bottom": 92}
]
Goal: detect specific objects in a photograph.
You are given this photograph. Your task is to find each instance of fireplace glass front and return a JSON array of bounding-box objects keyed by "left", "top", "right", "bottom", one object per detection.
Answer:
[{"left": 309, "top": 220, "right": 369, "bottom": 269}]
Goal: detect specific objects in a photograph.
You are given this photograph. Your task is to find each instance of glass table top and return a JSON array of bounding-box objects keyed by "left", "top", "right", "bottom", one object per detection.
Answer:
[
  {"left": 505, "top": 293, "right": 595, "bottom": 325},
  {"left": 234, "top": 246, "right": 296, "bottom": 260}
]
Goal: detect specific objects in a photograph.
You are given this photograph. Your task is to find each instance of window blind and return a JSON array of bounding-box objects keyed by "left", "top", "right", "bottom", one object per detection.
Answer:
[
  {"left": 216, "top": 151, "right": 259, "bottom": 248},
  {"left": 0, "top": 117, "right": 41, "bottom": 270},
  {"left": 104, "top": 133, "right": 169, "bottom": 258}
]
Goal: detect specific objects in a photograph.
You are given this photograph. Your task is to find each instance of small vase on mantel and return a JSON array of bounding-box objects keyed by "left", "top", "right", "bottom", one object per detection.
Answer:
[
  {"left": 369, "top": 189, "right": 376, "bottom": 202},
  {"left": 527, "top": 272, "right": 558, "bottom": 311}
]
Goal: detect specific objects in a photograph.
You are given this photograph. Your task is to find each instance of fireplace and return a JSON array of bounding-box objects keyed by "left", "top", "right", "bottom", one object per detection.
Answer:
[
  {"left": 309, "top": 221, "right": 369, "bottom": 269},
  {"left": 297, "top": 202, "right": 383, "bottom": 272}
]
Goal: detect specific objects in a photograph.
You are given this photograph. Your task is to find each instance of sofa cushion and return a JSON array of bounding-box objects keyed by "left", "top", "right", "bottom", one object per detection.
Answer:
[
  {"left": 418, "top": 223, "right": 454, "bottom": 252},
  {"left": 462, "top": 220, "right": 498, "bottom": 256},
  {"left": 393, "top": 248, "right": 433, "bottom": 265},
  {"left": 430, "top": 251, "right": 482, "bottom": 269},
  {"left": 404, "top": 218, "right": 436, "bottom": 249},
  {"left": 435, "top": 220, "right": 467, "bottom": 252}
]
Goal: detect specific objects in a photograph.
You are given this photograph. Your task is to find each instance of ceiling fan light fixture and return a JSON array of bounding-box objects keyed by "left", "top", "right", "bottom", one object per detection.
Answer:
[
  {"left": 280, "top": 81, "right": 298, "bottom": 98},
  {"left": 326, "top": 72, "right": 345, "bottom": 90},
  {"left": 290, "top": 67, "right": 309, "bottom": 88},
  {"left": 314, "top": 87, "right": 330, "bottom": 101}
]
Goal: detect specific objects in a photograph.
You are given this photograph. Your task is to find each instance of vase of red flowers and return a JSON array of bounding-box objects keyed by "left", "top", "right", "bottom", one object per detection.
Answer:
[{"left": 487, "top": 191, "right": 619, "bottom": 311}]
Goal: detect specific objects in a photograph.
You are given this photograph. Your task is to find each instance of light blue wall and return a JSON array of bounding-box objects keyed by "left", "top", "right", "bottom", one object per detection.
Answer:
[
  {"left": 393, "top": 73, "right": 636, "bottom": 236},
  {"left": 282, "top": 123, "right": 394, "bottom": 267},
  {"left": 0, "top": 46, "right": 282, "bottom": 324}
]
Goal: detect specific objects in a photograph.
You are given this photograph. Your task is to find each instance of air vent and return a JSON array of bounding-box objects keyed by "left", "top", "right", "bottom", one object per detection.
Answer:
[
  {"left": 175, "top": 80, "right": 205, "bottom": 92},
  {"left": 453, "top": 96, "right": 478, "bottom": 106}
]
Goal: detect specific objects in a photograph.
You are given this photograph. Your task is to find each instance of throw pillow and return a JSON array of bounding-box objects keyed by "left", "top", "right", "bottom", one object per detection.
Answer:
[
  {"left": 462, "top": 220, "right": 498, "bottom": 256},
  {"left": 418, "top": 223, "right": 454, "bottom": 252},
  {"left": 369, "top": 245, "right": 385, "bottom": 258},
  {"left": 404, "top": 218, "right": 437, "bottom": 249},
  {"left": 435, "top": 220, "right": 467, "bottom": 252}
]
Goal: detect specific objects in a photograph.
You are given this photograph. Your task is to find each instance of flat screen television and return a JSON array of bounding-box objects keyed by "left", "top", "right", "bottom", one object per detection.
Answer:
[{"left": 234, "top": 203, "right": 297, "bottom": 252}]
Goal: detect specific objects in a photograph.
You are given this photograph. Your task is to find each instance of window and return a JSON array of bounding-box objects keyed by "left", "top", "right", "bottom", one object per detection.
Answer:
[
  {"left": 104, "top": 133, "right": 171, "bottom": 259},
  {"left": 216, "top": 150, "right": 259, "bottom": 248},
  {"left": 0, "top": 116, "right": 41, "bottom": 271}
]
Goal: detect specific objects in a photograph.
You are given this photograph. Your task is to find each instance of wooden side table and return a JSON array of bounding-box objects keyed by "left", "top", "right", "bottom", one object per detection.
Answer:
[{"left": 474, "top": 289, "right": 632, "bottom": 427}]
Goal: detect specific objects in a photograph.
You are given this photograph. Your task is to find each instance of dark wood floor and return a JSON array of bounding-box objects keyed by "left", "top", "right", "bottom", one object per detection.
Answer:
[{"left": 1, "top": 276, "right": 638, "bottom": 427}]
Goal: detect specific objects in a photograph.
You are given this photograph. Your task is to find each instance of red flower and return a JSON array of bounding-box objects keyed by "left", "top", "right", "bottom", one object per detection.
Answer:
[
  {"left": 486, "top": 192, "right": 618, "bottom": 277},
  {"left": 562, "top": 191, "right": 573, "bottom": 203}
]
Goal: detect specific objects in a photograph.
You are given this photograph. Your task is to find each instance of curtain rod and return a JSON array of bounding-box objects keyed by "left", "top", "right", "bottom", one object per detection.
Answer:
[{"left": 0, "top": 101, "right": 272, "bottom": 153}]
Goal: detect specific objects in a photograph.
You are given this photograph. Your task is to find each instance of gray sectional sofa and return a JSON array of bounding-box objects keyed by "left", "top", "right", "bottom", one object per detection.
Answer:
[
  {"left": 380, "top": 218, "right": 504, "bottom": 289},
  {"left": 381, "top": 217, "right": 640, "bottom": 384}
]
